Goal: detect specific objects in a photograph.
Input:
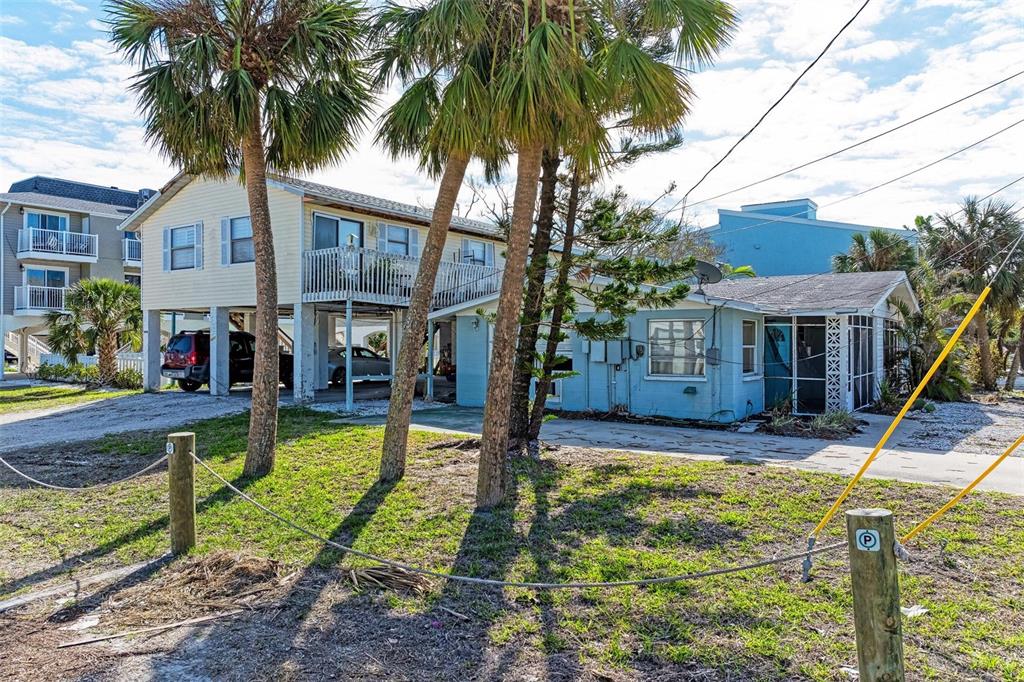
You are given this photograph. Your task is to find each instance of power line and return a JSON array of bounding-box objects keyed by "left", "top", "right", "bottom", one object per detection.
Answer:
[
  {"left": 682, "top": 70, "right": 1024, "bottom": 210},
  {"left": 681, "top": 0, "right": 872, "bottom": 200}
]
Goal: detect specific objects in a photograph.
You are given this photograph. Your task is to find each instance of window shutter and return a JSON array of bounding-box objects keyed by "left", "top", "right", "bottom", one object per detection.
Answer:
[
  {"left": 409, "top": 228, "right": 419, "bottom": 257},
  {"left": 221, "top": 218, "right": 230, "bottom": 265},
  {"left": 194, "top": 221, "right": 204, "bottom": 270},
  {"left": 485, "top": 242, "right": 495, "bottom": 267},
  {"left": 461, "top": 238, "right": 469, "bottom": 263},
  {"left": 162, "top": 227, "right": 171, "bottom": 271},
  {"left": 377, "top": 223, "right": 387, "bottom": 252}
]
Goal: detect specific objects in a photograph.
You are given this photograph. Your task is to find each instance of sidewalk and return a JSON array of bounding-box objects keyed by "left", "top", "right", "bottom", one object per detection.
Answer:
[{"left": 340, "top": 408, "right": 1024, "bottom": 495}]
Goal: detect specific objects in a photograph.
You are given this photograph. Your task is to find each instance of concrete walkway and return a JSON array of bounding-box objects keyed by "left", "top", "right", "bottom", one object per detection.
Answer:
[{"left": 340, "top": 408, "right": 1024, "bottom": 495}]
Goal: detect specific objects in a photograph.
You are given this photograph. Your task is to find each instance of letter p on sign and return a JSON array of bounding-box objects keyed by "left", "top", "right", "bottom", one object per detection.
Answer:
[{"left": 855, "top": 528, "right": 880, "bottom": 552}]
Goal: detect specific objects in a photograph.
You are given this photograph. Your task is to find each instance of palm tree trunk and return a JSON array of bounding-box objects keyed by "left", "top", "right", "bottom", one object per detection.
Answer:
[
  {"left": 97, "top": 331, "right": 118, "bottom": 385},
  {"left": 508, "top": 150, "right": 560, "bottom": 449},
  {"left": 975, "top": 307, "right": 996, "bottom": 391},
  {"left": 1007, "top": 315, "right": 1024, "bottom": 391},
  {"left": 528, "top": 168, "right": 581, "bottom": 443},
  {"left": 241, "top": 113, "right": 280, "bottom": 478},
  {"left": 380, "top": 151, "right": 471, "bottom": 482},
  {"left": 476, "top": 140, "right": 544, "bottom": 509}
]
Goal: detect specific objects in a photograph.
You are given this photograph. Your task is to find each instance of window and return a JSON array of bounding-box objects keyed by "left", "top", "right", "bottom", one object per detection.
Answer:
[
  {"left": 462, "top": 239, "right": 487, "bottom": 265},
  {"left": 742, "top": 320, "right": 757, "bottom": 375},
  {"left": 25, "top": 211, "right": 68, "bottom": 232},
  {"left": 25, "top": 266, "right": 67, "bottom": 288},
  {"left": 313, "top": 213, "right": 362, "bottom": 250},
  {"left": 124, "top": 231, "right": 138, "bottom": 240},
  {"left": 229, "top": 216, "right": 254, "bottom": 263},
  {"left": 385, "top": 225, "right": 411, "bottom": 255},
  {"left": 170, "top": 225, "right": 196, "bottom": 270},
  {"left": 125, "top": 274, "right": 141, "bottom": 288},
  {"left": 648, "top": 319, "right": 705, "bottom": 377}
]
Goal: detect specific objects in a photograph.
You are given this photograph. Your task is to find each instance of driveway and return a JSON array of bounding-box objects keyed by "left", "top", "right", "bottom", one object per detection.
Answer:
[{"left": 340, "top": 407, "right": 1024, "bottom": 495}]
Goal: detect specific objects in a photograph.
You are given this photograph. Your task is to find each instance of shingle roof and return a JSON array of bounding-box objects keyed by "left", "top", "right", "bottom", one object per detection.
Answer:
[
  {"left": 8, "top": 176, "right": 149, "bottom": 208},
  {"left": 273, "top": 174, "right": 499, "bottom": 238},
  {"left": 700, "top": 271, "right": 910, "bottom": 313},
  {"left": 0, "top": 192, "right": 137, "bottom": 219}
]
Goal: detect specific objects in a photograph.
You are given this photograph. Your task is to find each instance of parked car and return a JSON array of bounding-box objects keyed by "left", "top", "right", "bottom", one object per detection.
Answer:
[
  {"left": 162, "top": 330, "right": 293, "bottom": 392},
  {"left": 327, "top": 345, "right": 390, "bottom": 385},
  {"left": 4, "top": 350, "right": 15, "bottom": 366}
]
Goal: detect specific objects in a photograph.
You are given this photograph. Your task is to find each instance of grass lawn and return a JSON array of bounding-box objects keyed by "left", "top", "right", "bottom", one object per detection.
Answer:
[
  {"left": 1, "top": 408, "right": 1022, "bottom": 681},
  {"left": 0, "top": 384, "right": 139, "bottom": 415}
]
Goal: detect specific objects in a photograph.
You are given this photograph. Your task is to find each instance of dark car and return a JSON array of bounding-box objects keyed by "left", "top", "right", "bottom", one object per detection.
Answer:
[
  {"left": 4, "top": 350, "right": 15, "bottom": 366},
  {"left": 162, "top": 330, "right": 293, "bottom": 392}
]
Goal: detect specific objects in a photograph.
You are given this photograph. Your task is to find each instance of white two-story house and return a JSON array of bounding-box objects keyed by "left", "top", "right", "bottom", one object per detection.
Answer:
[
  {"left": 118, "top": 172, "right": 505, "bottom": 407},
  {"left": 1, "top": 177, "right": 152, "bottom": 376}
]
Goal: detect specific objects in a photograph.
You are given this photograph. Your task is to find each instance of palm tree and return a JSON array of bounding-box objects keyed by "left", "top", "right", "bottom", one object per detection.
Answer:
[
  {"left": 920, "top": 198, "right": 1022, "bottom": 390},
  {"left": 45, "top": 279, "right": 141, "bottom": 385},
  {"left": 371, "top": 0, "right": 504, "bottom": 483},
  {"left": 109, "top": 0, "right": 372, "bottom": 476},
  {"left": 475, "top": 0, "right": 737, "bottom": 508},
  {"left": 833, "top": 229, "right": 917, "bottom": 274}
]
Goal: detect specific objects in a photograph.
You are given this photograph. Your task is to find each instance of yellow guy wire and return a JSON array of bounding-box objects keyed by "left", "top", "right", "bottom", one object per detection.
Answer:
[
  {"left": 808, "top": 285, "right": 993, "bottom": 540},
  {"left": 901, "top": 433, "right": 1024, "bottom": 543}
]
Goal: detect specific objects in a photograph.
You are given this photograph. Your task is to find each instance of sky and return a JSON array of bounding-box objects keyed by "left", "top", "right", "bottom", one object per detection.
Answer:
[{"left": 0, "top": 0, "right": 1021, "bottom": 231}]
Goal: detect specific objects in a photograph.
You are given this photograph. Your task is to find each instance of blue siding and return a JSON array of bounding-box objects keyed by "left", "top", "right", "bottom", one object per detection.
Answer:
[
  {"left": 455, "top": 314, "right": 489, "bottom": 407},
  {"left": 709, "top": 207, "right": 916, "bottom": 277}
]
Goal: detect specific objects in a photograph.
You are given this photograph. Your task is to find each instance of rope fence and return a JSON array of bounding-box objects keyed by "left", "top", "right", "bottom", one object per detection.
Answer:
[{"left": 0, "top": 453, "right": 169, "bottom": 492}]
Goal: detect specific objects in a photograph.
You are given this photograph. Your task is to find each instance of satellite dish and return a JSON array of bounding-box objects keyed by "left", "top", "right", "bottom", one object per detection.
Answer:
[{"left": 694, "top": 260, "right": 723, "bottom": 295}]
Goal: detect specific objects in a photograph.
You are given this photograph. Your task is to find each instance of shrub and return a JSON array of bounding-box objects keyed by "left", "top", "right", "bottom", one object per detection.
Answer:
[
  {"left": 809, "top": 410, "right": 858, "bottom": 438},
  {"left": 36, "top": 362, "right": 102, "bottom": 385},
  {"left": 112, "top": 367, "right": 143, "bottom": 389}
]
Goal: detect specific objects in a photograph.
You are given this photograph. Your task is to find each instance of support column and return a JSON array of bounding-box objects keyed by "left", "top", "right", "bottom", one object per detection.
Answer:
[
  {"left": 209, "top": 306, "right": 230, "bottom": 396},
  {"left": 315, "top": 310, "right": 331, "bottom": 390},
  {"left": 873, "top": 314, "right": 885, "bottom": 401},
  {"left": 345, "top": 300, "right": 353, "bottom": 412},
  {"left": 17, "top": 330, "right": 29, "bottom": 374},
  {"left": 426, "top": 319, "right": 435, "bottom": 401},
  {"left": 293, "top": 303, "right": 315, "bottom": 403},
  {"left": 142, "top": 309, "right": 162, "bottom": 392},
  {"left": 388, "top": 311, "right": 398, "bottom": 379},
  {"left": 242, "top": 312, "right": 256, "bottom": 333}
]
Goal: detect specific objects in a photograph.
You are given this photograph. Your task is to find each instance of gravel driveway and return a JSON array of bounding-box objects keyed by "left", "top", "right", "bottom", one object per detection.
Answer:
[
  {"left": 895, "top": 396, "right": 1024, "bottom": 455},
  {"left": 0, "top": 390, "right": 253, "bottom": 453}
]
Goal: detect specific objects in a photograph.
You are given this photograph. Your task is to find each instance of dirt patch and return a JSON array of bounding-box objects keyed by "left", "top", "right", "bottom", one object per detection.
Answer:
[{"left": 550, "top": 408, "right": 736, "bottom": 431}]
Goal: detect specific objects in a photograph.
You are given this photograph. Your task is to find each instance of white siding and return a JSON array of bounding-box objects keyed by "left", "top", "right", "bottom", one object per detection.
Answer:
[{"left": 139, "top": 176, "right": 302, "bottom": 310}]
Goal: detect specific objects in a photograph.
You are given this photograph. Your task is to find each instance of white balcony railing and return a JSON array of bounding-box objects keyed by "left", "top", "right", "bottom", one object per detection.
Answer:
[
  {"left": 17, "top": 228, "right": 98, "bottom": 260},
  {"left": 14, "top": 285, "right": 67, "bottom": 313},
  {"left": 123, "top": 238, "right": 142, "bottom": 263},
  {"left": 302, "top": 246, "right": 503, "bottom": 309}
]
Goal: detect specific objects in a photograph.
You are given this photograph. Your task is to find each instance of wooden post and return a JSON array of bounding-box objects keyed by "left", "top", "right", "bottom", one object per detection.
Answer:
[
  {"left": 846, "top": 508, "right": 905, "bottom": 682},
  {"left": 167, "top": 432, "right": 196, "bottom": 556}
]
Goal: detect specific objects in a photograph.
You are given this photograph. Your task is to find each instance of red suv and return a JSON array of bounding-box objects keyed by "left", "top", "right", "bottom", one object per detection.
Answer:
[{"left": 162, "top": 330, "right": 293, "bottom": 392}]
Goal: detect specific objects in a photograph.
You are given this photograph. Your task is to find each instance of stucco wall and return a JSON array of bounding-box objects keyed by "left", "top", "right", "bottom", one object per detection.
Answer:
[{"left": 710, "top": 210, "right": 917, "bottom": 277}]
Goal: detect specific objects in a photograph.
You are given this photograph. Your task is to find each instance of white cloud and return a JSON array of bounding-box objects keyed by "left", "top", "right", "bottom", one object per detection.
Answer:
[
  {"left": 835, "top": 39, "right": 917, "bottom": 63},
  {"left": 0, "top": 15, "right": 24, "bottom": 25},
  {"left": 46, "top": 0, "right": 88, "bottom": 13},
  {"left": 87, "top": 19, "right": 106, "bottom": 31}
]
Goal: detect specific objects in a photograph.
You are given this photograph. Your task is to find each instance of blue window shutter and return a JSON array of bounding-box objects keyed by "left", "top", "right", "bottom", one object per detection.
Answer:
[
  {"left": 377, "top": 223, "right": 387, "bottom": 252},
  {"left": 162, "top": 227, "right": 170, "bottom": 271},
  {"left": 409, "top": 228, "right": 419, "bottom": 257},
  {"left": 194, "top": 221, "right": 204, "bottom": 270},
  {"left": 221, "top": 218, "right": 230, "bottom": 265},
  {"left": 485, "top": 242, "right": 495, "bottom": 267}
]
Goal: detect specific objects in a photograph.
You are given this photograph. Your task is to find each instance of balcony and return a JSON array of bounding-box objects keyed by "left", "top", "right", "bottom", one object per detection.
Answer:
[
  {"left": 123, "top": 238, "right": 142, "bottom": 264},
  {"left": 17, "top": 228, "right": 98, "bottom": 263},
  {"left": 14, "top": 286, "right": 67, "bottom": 315},
  {"left": 302, "top": 246, "right": 503, "bottom": 309}
]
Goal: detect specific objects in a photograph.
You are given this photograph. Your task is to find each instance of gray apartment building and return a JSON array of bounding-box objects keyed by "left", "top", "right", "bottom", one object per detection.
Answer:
[{"left": 1, "top": 176, "right": 153, "bottom": 376}]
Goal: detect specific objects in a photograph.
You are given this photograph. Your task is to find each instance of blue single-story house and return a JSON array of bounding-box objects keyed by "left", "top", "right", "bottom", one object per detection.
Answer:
[
  {"left": 443, "top": 270, "right": 918, "bottom": 420},
  {"left": 704, "top": 199, "right": 918, "bottom": 276}
]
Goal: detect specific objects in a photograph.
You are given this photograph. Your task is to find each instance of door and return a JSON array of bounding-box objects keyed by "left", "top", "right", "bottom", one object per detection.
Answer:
[{"left": 764, "top": 318, "right": 792, "bottom": 409}]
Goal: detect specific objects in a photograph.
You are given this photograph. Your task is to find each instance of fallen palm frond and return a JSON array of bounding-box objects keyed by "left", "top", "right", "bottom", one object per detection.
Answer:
[{"left": 342, "top": 565, "right": 432, "bottom": 596}]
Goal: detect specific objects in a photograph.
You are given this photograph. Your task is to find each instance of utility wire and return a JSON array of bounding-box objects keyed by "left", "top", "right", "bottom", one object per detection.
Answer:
[
  {"left": 681, "top": 70, "right": 1024, "bottom": 210},
  {"left": 681, "top": 0, "right": 872, "bottom": 200}
]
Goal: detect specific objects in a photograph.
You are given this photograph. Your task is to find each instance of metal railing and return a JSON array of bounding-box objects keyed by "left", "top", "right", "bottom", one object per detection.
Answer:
[
  {"left": 17, "top": 228, "right": 98, "bottom": 259},
  {"left": 123, "top": 238, "right": 142, "bottom": 262},
  {"left": 302, "top": 246, "right": 502, "bottom": 309},
  {"left": 13, "top": 285, "right": 67, "bottom": 313}
]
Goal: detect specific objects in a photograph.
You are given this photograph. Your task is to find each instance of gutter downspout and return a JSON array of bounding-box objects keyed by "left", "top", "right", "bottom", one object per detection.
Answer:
[{"left": 0, "top": 201, "right": 10, "bottom": 381}]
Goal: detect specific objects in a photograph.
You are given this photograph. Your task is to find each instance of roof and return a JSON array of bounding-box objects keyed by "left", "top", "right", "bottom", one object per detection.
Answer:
[
  {"left": 699, "top": 271, "right": 916, "bottom": 314},
  {"left": 8, "top": 176, "right": 149, "bottom": 209},
  {"left": 120, "top": 171, "right": 501, "bottom": 239},
  {"left": 0, "top": 192, "right": 137, "bottom": 219}
]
